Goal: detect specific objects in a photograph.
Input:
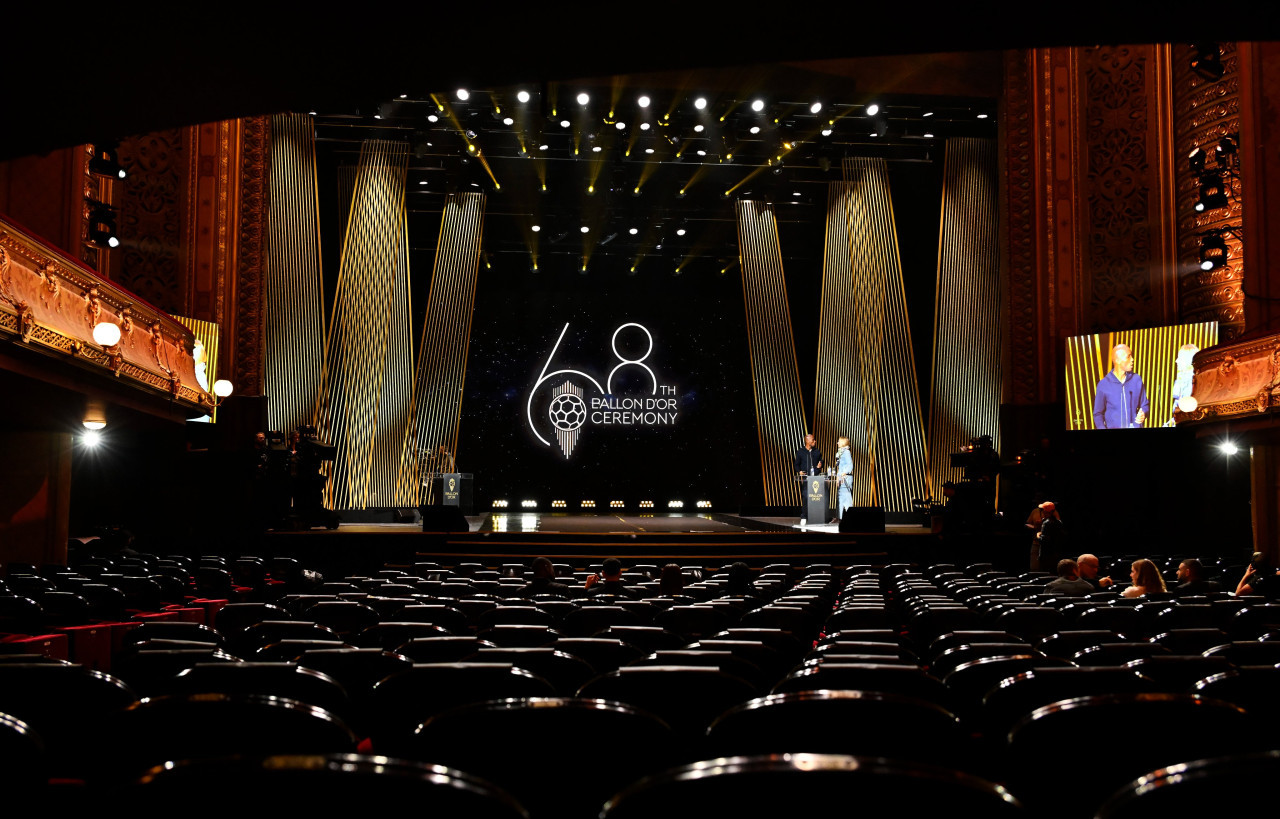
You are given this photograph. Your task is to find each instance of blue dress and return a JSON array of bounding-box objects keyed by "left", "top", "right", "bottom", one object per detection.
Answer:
[{"left": 837, "top": 447, "right": 854, "bottom": 519}]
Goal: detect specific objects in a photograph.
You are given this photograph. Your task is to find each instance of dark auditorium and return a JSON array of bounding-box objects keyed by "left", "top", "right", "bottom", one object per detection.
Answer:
[{"left": 4, "top": 14, "right": 1280, "bottom": 816}]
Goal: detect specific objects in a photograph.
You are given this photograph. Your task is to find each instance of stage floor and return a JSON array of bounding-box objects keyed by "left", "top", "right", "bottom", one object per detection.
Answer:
[{"left": 330, "top": 512, "right": 926, "bottom": 536}]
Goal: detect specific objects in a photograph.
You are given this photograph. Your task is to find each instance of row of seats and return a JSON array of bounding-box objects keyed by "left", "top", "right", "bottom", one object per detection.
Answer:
[{"left": 3, "top": 553, "right": 1279, "bottom": 816}]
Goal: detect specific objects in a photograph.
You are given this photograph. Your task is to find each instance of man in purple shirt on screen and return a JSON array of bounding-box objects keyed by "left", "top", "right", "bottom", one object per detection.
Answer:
[{"left": 1093, "top": 343, "right": 1149, "bottom": 429}]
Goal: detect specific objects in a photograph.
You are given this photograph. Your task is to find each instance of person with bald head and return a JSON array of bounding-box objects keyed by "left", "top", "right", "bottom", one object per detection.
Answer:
[
  {"left": 1076, "top": 553, "right": 1114, "bottom": 590},
  {"left": 1093, "top": 343, "right": 1149, "bottom": 429}
]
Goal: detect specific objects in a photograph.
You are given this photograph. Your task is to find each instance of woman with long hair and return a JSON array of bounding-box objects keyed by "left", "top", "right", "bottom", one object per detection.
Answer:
[{"left": 1122, "top": 558, "right": 1167, "bottom": 598}]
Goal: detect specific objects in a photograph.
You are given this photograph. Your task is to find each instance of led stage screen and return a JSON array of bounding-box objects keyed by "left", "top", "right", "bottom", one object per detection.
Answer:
[
  {"left": 458, "top": 271, "right": 758, "bottom": 508},
  {"left": 1064, "top": 321, "right": 1218, "bottom": 430}
]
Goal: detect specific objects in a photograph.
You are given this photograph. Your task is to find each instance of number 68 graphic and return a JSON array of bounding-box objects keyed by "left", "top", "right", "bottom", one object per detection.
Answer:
[{"left": 526, "top": 322, "right": 657, "bottom": 447}]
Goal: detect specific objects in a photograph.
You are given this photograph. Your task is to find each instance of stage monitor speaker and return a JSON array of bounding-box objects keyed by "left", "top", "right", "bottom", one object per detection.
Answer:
[
  {"left": 420, "top": 505, "right": 469, "bottom": 532},
  {"left": 393, "top": 508, "right": 419, "bottom": 523},
  {"left": 840, "top": 506, "right": 885, "bottom": 533}
]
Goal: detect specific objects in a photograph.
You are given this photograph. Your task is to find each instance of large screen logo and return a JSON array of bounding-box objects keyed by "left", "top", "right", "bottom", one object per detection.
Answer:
[{"left": 527, "top": 322, "right": 679, "bottom": 458}]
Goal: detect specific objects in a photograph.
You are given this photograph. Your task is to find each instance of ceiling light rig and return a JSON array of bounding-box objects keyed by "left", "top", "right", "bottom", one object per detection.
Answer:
[{"left": 1198, "top": 225, "right": 1241, "bottom": 271}]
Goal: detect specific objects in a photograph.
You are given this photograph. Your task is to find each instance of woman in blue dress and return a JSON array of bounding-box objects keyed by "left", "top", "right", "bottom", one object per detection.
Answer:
[{"left": 836, "top": 436, "right": 853, "bottom": 521}]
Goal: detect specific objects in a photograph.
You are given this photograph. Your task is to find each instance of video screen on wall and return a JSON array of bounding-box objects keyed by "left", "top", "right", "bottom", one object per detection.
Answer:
[
  {"left": 457, "top": 271, "right": 757, "bottom": 508},
  {"left": 1064, "top": 321, "right": 1218, "bottom": 430}
]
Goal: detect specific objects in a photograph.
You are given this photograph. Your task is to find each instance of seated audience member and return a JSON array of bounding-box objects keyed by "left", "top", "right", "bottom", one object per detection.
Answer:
[
  {"left": 584, "top": 557, "right": 639, "bottom": 598},
  {"left": 1045, "top": 558, "right": 1093, "bottom": 597},
  {"left": 725, "top": 561, "right": 757, "bottom": 598},
  {"left": 659, "top": 563, "right": 685, "bottom": 596},
  {"left": 1076, "top": 553, "right": 1114, "bottom": 590},
  {"left": 1173, "top": 558, "right": 1222, "bottom": 596},
  {"left": 1121, "top": 558, "right": 1167, "bottom": 598},
  {"left": 515, "top": 556, "right": 576, "bottom": 598},
  {"left": 1235, "top": 552, "right": 1280, "bottom": 598}
]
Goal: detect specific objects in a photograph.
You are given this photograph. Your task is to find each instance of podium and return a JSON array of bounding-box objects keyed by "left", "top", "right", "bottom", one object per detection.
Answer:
[
  {"left": 796, "top": 474, "right": 832, "bottom": 524},
  {"left": 429, "top": 472, "right": 473, "bottom": 515}
]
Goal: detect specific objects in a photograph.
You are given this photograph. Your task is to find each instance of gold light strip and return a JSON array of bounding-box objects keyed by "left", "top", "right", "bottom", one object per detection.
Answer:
[
  {"left": 315, "top": 139, "right": 412, "bottom": 509},
  {"left": 838, "top": 158, "right": 930, "bottom": 513},
  {"left": 736, "top": 200, "right": 808, "bottom": 507},
  {"left": 394, "top": 191, "right": 486, "bottom": 505},
  {"left": 1064, "top": 322, "right": 1219, "bottom": 429},
  {"left": 815, "top": 182, "right": 874, "bottom": 507},
  {"left": 265, "top": 114, "right": 327, "bottom": 435},
  {"left": 926, "top": 138, "right": 1002, "bottom": 496}
]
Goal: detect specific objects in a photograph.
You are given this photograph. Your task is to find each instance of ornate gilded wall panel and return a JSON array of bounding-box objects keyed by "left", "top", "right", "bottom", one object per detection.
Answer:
[
  {"left": 235, "top": 115, "right": 269, "bottom": 397},
  {"left": 1003, "top": 49, "right": 1041, "bottom": 405},
  {"left": 1081, "top": 45, "right": 1161, "bottom": 331},
  {"left": 115, "top": 130, "right": 187, "bottom": 315},
  {"left": 1173, "top": 42, "right": 1244, "bottom": 339}
]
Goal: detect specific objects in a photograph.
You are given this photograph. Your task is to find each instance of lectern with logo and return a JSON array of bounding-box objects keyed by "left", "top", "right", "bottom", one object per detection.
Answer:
[
  {"left": 430, "top": 472, "right": 473, "bottom": 515},
  {"left": 797, "top": 475, "right": 829, "bottom": 524}
]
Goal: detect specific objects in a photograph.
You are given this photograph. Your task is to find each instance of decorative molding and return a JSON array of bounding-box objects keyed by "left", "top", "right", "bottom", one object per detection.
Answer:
[
  {"left": 0, "top": 216, "right": 209, "bottom": 408},
  {"left": 235, "top": 115, "right": 270, "bottom": 397},
  {"left": 1003, "top": 48, "right": 1040, "bottom": 405}
]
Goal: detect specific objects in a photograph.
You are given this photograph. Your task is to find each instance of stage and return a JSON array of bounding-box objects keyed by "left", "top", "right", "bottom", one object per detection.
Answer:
[{"left": 258, "top": 512, "right": 946, "bottom": 575}]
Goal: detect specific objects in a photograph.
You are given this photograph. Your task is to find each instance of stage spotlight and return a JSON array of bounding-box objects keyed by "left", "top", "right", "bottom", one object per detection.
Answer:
[
  {"left": 667, "top": 500, "right": 684, "bottom": 508},
  {"left": 517, "top": 89, "right": 532, "bottom": 103},
  {"left": 923, "top": 132, "right": 935, "bottom": 138},
  {"left": 696, "top": 150, "right": 706, "bottom": 156},
  {"left": 644, "top": 148, "right": 654, "bottom": 154},
  {"left": 82, "top": 429, "right": 103, "bottom": 447},
  {"left": 639, "top": 500, "right": 653, "bottom": 509},
  {"left": 531, "top": 225, "right": 541, "bottom": 232},
  {"left": 865, "top": 103, "right": 880, "bottom": 116},
  {"left": 560, "top": 120, "right": 570, "bottom": 128},
  {"left": 1191, "top": 43, "right": 1224, "bottom": 82},
  {"left": 456, "top": 89, "right": 470, "bottom": 101},
  {"left": 696, "top": 500, "right": 712, "bottom": 509},
  {"left": 610, "top": 500, "right": 624, "bottom": 508},
  {"left": 676, "top": 228, "right": 686, "bottom": 236},
  {"left": 592, "top": 145, "right": 602, "bottom": 152},
  {"left": 1220, "top": 440, "right": 1239, "bottom": 456},
  {"left": 694, "top": 97, "right": 707, "bottom": 110},
  {"left": 580, "top": 226, "right": 589, "bottom": 233},
  {"left": 89, "top": 143, "right": 127, "bottom": 179},
  {"left": 977, "top": 113, "right": 989, "bottom": 119},
  {"left": 87, "top": 201, "right": 120, "bottom": 248},
  {"left": 1196, "top": 173, "right": 1228, "bottom": 212},
  {"left": 638, "top": 95, "right": 651, "bottom": 108},
  {"left": 751, "top": 99, "right": 764, "bottom": 112},
  {"left": 1199, "top": 231, "right": 1229, "bottom": 271},
  {"left": 492, "top": 499, "right": 508, "bottom": 509},
  {"left": 629, "top": 227, "right": 638, "bottom": 235},
  {"left": 581, "top": 499, "right": 596, "bottom": 508},
  {"left": 749, "top": 126, "right": 760, "bottom": 134},
  {"left": 821, "top": 128, "right": 832, "bottom": 136},
  {"left": 427, "top": 114, "right": 439, "bottom": 123},
  {"left": 693, "top": 125, "right": 704, "bottom": 133},
  {"left": 502, "top": 117, "right": 514, "bottom": 126},
  {"left": 521, "top": 499, "right": 538, "bottom": 509},
  {"left": 809, "top": 102, "right": 822, "bottom": 114},
  {"left": 640, "top": 123, "right": 650, "bottom": 131},
  {"left": 577, "top": 92, "right": 590, "bottom": 105},
  {"left": 1189, "top": 147, "right": 1206, "bottom": 173},
  {"left": 552, "top": 500, "right": 566, "bottom": 509},
  {"left": 539, "top": 144, "right": 549, "bottom": 151},
  {"left": 615, "top": 121, "right": 626, "bottom": 130}
]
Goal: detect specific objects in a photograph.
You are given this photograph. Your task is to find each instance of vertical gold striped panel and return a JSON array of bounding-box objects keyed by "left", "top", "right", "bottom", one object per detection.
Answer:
[
  {"left": 394, "top": 192, "right": 485, "bottom": 505},
  {"left": 315, "top": 139, "right": 413, "bottom": 509},
  {"left": 839, "top": 158, "right": 930, "bottom": 513},
  {"left": 815, "top": 183, "right": 874, "bottom": 506},
  {"left": 927, "top": 138, "right": 1002, "bottom": 495},
  {"left": 736, "top": 200, "right": 808, "bottom": 507},
  {"left": 1064, "top": 322, "right": 1219, "bottom": 429},
  {"left": 266, "top": 114, "right": 327, "bottom": 435}
]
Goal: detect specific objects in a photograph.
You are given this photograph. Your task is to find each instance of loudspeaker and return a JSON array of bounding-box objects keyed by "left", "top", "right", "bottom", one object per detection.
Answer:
[
  {"left": 420, "top": 505, "right": 469, "bottom": 532},
  {"left": 840, "top": 506, "right": 885, "bottom": 533}
]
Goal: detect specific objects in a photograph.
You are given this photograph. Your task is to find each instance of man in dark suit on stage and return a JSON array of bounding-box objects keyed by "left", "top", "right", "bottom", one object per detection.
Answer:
[{"left": 795, "top": 433, "right": 824, "bottom": 475}]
